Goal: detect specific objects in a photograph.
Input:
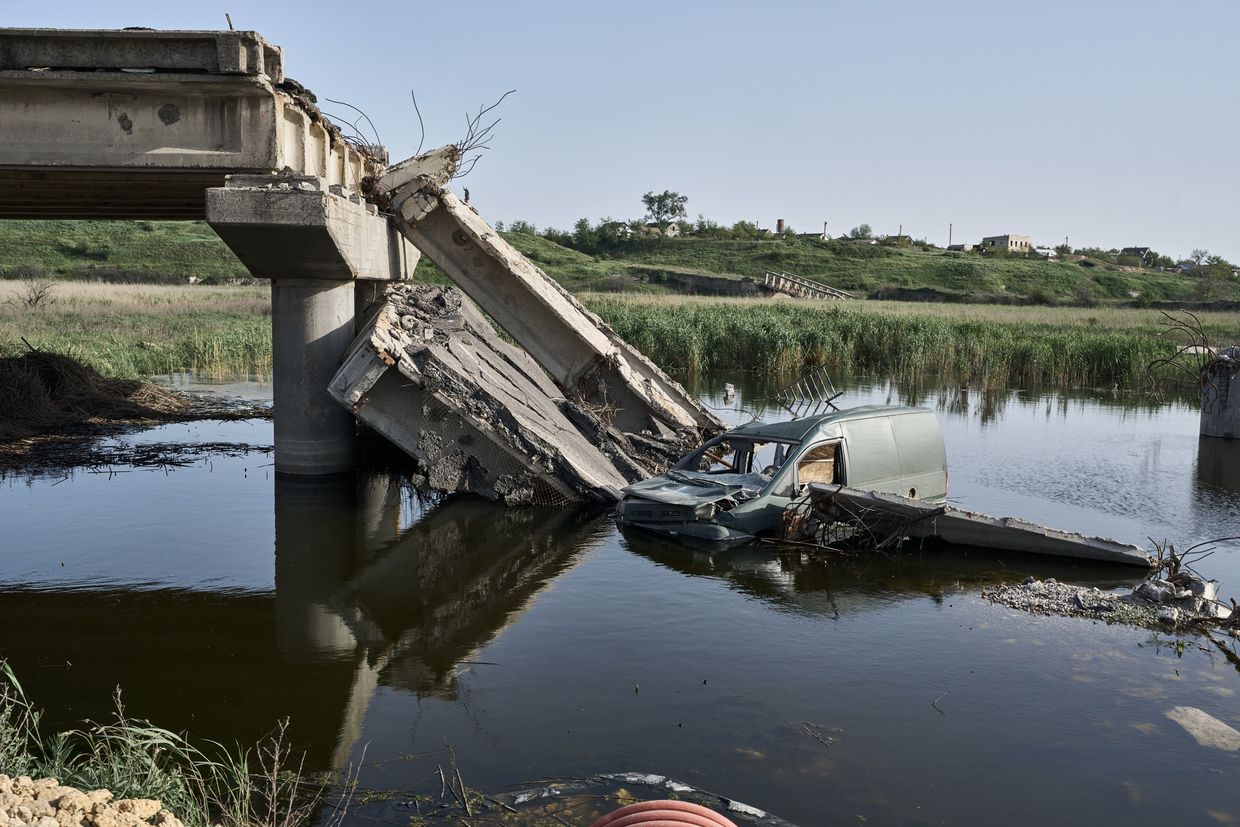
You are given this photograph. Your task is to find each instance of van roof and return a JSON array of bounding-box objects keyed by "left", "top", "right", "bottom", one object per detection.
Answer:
[{"left": 726, "top": 405, "right": 931, "bottom": 442}]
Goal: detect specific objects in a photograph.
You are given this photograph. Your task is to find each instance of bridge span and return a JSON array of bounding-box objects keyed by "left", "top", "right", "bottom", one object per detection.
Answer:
[{"left": 0, "top": 27, "right": 720, "bottom": 479}]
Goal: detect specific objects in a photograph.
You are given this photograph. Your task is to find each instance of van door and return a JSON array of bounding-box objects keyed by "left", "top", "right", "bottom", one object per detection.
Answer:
[
  {"left": 839, "top": 417, "right": 903, "bottom": 495},
  {"left": 890, "top": 411, "right": 948, "bottom": 501}
]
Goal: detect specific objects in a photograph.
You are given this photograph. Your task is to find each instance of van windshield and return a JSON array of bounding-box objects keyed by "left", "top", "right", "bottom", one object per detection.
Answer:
[{"left": 672, "top": 435, "right": 800, "bottom": 496}]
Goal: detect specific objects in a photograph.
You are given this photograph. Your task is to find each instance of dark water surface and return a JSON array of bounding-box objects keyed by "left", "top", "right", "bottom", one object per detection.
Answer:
[{"left": 2, "top": 376, "right": 1239, "bottom": 825}]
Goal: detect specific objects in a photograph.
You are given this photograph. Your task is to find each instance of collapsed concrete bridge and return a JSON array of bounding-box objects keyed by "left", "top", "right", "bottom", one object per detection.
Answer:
[{"left": 0, "top": 27, "right": 722, "bottom": 491}]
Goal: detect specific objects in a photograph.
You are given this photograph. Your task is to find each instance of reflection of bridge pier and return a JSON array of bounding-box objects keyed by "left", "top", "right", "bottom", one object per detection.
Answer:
[{"left": 273, "top": 472, "right": 604, "bottom": 768}]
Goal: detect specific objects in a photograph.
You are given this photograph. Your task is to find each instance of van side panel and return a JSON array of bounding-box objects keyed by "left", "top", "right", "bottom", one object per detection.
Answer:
[
  {"left": 890, "top": 411, "right": 948, "bottom": 501},
  {"left": 840, "top": 417, "right": 903, "bottom": 494}
]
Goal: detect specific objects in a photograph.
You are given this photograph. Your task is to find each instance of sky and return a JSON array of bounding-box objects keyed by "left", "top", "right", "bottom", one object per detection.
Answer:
[{"left": 6, "top": 0, "right": 1238, "bottom": 260}]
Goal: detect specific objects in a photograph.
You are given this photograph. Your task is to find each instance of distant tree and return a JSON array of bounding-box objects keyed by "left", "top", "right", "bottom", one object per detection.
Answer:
[
  {"left": 730, "top": 220, "right": 762, "bottom": 239},
  {"left": 641, "top": 190, "right": 688, "bottom": 234},
  {"left": 508, "top": 219, "right": 537, "bottom": 234},
  {"left": 493, "top": 219, "right": 505, "bottom": 231},
  {"left": 781, "top": 224, "right": 797, "bottom": 237},
  {"left": 1205, "top": 254, "right": 1228, "bottom": 267},
  {"left": 1054, "top": 243, "right": 1073, "bottom": 258},
  {"left": 571, "top": 217, "right": 597, "bottom": 251},
  {"left": 1190, "top": 248, "right": 1209, "bottom": 266},
  {"left": 848, "top": 224, "right": 873, "bottom": 239},
  {"left": 693, "top": 214, "right": 721, "bottom": 237}
]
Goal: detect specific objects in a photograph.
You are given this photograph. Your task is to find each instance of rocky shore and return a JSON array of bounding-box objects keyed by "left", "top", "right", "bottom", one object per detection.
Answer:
[{"left": 0, "top": 776, "right": 185, "bottom": 827}]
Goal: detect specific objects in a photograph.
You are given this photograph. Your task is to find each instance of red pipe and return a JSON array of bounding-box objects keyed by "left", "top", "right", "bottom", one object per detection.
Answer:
[{"left": 590, "top": 799, "right": 738, "bottom": 827}]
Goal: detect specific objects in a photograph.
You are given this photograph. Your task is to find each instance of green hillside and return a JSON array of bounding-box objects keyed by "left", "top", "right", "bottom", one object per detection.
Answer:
[{"left": 1, "top": 219, "right": 1235, "bottom": 305}]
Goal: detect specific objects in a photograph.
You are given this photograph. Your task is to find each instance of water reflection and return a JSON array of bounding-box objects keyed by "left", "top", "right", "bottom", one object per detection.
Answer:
[
  {"left": 622, "top": 530, "right": 1145, "bottom": 618},
  {"left": 273, "top": 473, "right": 608, "bottom": 766},
  {"left": 1196, "top": 437, "right": 1240, "bottom": 501}
]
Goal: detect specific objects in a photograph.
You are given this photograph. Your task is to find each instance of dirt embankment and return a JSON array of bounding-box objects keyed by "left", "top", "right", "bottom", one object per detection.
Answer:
[
  {"left": 0, "top": 775, "right": 184, "bottom": 827},
  {"left": 0, "top": 352, "right": 270, "bottom": 470}
]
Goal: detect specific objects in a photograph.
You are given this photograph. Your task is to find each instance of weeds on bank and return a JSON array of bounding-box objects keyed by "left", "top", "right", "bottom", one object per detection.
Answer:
[{"left": 0, "top": 662, "right": 354, "bottom": 827}]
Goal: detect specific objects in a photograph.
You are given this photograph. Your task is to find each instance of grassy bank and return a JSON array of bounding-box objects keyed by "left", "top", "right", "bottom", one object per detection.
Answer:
[
  {"left": 0, "top": 282, "right": 271, "bottom": 379},
  {"left": 3, "top": 282, "right": 1234, "bottom": 390},
  {"left": 585, "top": 295, "right": 1240, "bottom": 389}
]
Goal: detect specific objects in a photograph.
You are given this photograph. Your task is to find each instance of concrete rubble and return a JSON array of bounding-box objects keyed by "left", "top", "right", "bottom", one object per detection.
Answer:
[
  {"left": 329, "top": 285, "right": 701, "bottom": 504},
  {"left": 982, "top": 573, "right": 1236, "bottom": 631},
  {"left": 0, "top": 775, "right": 183, "bottom": 827}
]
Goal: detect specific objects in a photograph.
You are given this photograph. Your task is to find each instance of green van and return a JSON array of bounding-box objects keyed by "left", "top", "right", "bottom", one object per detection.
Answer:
[{"left": 615, "top": 405, "right": 948, "bottom": 544}]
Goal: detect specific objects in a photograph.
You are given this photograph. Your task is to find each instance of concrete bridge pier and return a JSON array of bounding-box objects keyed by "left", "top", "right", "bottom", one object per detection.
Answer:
[
  {"left": 206, "top": 175, "right": 420, "bottom": 474},
  {"left": 1201, "top": 347, "right": 1239, "bottom": 440},
  {"left": 271, "top": 279, "right": 358, "bottom": 473}
]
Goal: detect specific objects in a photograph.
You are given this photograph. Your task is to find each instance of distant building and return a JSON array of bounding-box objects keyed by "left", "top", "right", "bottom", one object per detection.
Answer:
[
  {"left": 981, "top": 234, "right": 1031, "bottom": 253},
  {"left": 1034, "top": 246, "right": 1057, "bottom": 259},
  {"left": 1120, "top": 246, "right": 1151, "bottom": 260},
  {"left": 947, "top": 243, "right": 975, "bottom": 252},
  {"left": 642, "top": 222, "right": 680, "bottom": 237}
]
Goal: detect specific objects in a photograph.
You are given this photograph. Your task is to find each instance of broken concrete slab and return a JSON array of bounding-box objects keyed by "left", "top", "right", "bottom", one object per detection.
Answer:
[
  {"left": 375, "top": 146, "right": 722, "bottom": 437},
  {"left": 793, "top": 484, "right": 1153, "bottom": 567},
  {"left": 329, "top": 285, "right": 699, "bottom": 505}
]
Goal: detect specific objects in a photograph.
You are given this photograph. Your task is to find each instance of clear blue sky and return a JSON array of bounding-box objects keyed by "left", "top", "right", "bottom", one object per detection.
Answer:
[{"left": 8, "top": 1, "right": 1238, "bottom": 260}]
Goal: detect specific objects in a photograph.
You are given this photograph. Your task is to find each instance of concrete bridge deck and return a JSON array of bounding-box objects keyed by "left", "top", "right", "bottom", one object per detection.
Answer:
[{"left": 0, "top": 27, "right": 379, "bottom": 219}]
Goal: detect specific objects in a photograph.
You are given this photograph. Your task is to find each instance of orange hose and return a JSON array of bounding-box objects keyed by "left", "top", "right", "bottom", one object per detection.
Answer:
[{"left": 590, "top": 799, "right": 738, "bottom": 827}]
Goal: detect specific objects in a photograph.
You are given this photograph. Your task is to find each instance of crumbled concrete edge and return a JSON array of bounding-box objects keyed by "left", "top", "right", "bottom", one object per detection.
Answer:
[
  {"left": 982, "top": 576, "right": 1237, "bottom": 633},
  {"left": 0, "top": 774, "right": 186, "bottom": 827}
]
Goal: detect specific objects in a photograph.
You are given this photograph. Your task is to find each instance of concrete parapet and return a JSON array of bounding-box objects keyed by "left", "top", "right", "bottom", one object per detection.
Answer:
[{"left": 206, "top": 176, "right": 419, "bottom": 281}]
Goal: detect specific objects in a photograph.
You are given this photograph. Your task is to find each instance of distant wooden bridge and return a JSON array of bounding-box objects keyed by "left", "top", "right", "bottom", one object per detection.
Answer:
[{"left": 763, "top": 270, "right": 853, "bottom": 301}]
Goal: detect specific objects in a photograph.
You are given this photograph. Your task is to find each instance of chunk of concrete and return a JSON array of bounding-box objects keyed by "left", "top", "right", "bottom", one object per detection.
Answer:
[
  {"left": 378, "top": 146, "right": 722, "bottom": 437},
  {"left": 329, "top": 285, "right": 696, "bottom": 504}
]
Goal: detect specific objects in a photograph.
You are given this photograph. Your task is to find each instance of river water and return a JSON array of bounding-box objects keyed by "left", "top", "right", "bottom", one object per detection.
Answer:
[{"left": 2, "top": 376, "right": 1238, "bottom": 825}]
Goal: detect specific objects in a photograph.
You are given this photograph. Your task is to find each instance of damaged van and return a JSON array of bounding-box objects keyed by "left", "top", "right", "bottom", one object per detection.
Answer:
[{"left": 615, "top": 405, "right": 947, "bottom": 544}]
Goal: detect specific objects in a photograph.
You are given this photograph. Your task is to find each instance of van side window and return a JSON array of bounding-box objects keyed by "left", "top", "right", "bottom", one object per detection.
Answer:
[{"left": 796, "top": 442, "right": 839, "bottom": 485}]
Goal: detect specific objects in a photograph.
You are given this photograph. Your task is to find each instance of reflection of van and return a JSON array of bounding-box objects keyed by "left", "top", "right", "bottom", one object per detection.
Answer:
[{"left": 615, "top": 406, "right": 947, "bottom": 544}]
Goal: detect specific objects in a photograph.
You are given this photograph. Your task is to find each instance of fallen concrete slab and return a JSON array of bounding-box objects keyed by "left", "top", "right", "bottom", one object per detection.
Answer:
[
  {"left": 329, "top": 285, "right": 698, "bottom": 504},
  {"left": 371, "top": 145, "right": 723, "bottom": 437},
  {"left": 788, "top": 483, "right": 1153, "bottom": 567}
]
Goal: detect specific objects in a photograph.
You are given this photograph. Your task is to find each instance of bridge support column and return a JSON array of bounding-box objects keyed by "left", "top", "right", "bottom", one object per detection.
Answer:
[
  {"left": 206, "top": 174, "right": 420, "bottom": 475},
  {"left": 272, "top": 279, "right": 357, "bottom": 474}
]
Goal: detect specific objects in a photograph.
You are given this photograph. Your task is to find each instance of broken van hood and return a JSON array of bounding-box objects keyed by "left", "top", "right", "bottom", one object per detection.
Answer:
[{"left": 622, "top": 473, "right": 748, "bottom": 506}]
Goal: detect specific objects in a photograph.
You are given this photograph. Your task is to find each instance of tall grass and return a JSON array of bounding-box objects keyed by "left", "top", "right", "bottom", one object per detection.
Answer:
[
  {"left": 585, "top": 295, "right": 1207, "bottom": 389},
  {"left": 0, "top": 663, "right": 349, "bottom": 827},
  {"left": 0, "top": 283, "right": 272, "bottom": 379}
]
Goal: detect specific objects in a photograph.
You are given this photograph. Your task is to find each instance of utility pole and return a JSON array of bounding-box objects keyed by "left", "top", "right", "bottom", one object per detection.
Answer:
[{"left": 949, "top": 223, "right": 953, "bottom": 246}]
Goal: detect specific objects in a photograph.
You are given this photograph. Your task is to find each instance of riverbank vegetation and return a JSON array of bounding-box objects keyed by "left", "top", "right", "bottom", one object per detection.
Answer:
[
  {"left": 3, "top": 281, "right": 1236, "bottom": 391},
  {"left": 0, "top": 282, "right": 270, "bottom": 378},
  {"left": 0, "top": 663, "right": 344, "bottom": 827},
  {"left": 585, "top": 295, "right": 1240, "bottom": 389}
]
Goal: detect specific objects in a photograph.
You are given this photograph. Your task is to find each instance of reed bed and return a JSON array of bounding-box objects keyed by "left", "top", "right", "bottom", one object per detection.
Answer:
[{"left": 583, "top": 295, "right": 1221, "bottom": 389}]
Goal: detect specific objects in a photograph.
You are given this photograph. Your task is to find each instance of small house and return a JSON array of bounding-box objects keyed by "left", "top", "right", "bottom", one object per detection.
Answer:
[{"left": 981, "top": 234, "right": 1031, "bottom": 253}]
